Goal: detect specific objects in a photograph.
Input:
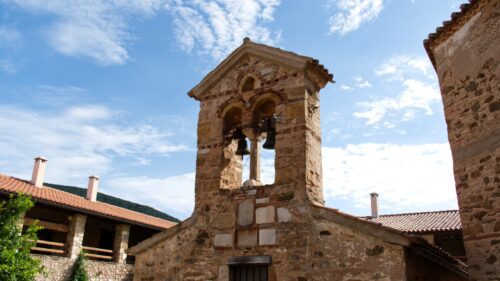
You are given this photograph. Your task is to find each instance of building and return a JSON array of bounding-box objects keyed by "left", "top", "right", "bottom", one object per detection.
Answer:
[
  {"left": 424, "top": 0, "right": 499, "bottom": 279},
  {"left": 128, "top": 39, "right": 467, "bottom": 281},
  {"left": 362, "top": 193, "right": 466, "bottom": 262},
  {"left": 0, "top": 157, "right": 177, "bottom": 281}
]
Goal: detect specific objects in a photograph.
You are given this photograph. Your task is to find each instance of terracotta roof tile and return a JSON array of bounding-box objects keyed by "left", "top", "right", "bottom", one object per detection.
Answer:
[
  {"left": 363, "top": 210, "right": 461, "bottom": 233},
  {"left": 0, "top": 174, "right": 175, "bottom": 230}
]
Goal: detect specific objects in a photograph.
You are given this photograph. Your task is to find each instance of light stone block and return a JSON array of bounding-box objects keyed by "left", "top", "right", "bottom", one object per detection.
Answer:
[
  {"left": 238, "top": 199, "right": 254, "bottom": 226},
  {"left": 256, "top": 197, "right": 269, "bottom": 204},
  {"left": 218, "top": 266, "right": 229, "bottom": 281},
  {"left": 237, "top": 229, "right": 258, "bottom": 248},
  {"left": 214, "top": 233, "right": 233, "bottom": 248},
  {"left": 256, "top": 206, "right": 275, "bottom": 224},
  {"left": 277, "top": 207, "right": 292, "bottom": 223},
  {"left": 259, "top": 228, "right": 276, "bottom": 246},
  {"left": 246, "top": 189, "right": 257, "bottom": 196}
]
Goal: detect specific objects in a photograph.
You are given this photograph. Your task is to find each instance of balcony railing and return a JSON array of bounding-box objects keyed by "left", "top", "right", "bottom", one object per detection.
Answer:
[
  {"left": 82, "top": 246, "right": 114, "bottom": 260},
  {"left": 31, "top": 240, "right": 65, "bottom": 255}
]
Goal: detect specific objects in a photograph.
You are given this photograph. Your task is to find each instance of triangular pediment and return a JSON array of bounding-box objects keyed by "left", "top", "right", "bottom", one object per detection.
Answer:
[{"left": 187, "top": 38, "right": 333, "bottom": 100}]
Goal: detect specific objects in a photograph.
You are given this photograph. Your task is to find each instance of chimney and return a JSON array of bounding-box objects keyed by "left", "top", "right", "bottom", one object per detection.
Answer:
[
  {"left": 370, "top": 192, "right": 379, "bottom": 218},
  {"left": 31, "top": 156, "right": 47, "bottom": 187},
  {"left": 86, "top": 176, "right": 99, "bottom": 202}
]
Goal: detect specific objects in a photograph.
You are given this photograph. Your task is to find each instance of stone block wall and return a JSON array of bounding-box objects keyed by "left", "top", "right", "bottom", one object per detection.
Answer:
[
  {"left": 34, "top": 254, "right": 133, "bottom": 281},
  {"left": 132, "top": 185, "right": 410, "bottom": 281},
  {"left": 193, "top": 54, "right": 325, "bottom": 213},
  {"left": 427, "top": 0, "right": 499, "bottom": 279}
]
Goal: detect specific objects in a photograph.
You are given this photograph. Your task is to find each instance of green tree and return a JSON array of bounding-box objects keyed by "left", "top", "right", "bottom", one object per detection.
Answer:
[
  {"left": 70, "top": 251, "right": 88, "bottom": 281},
  {"left": 0, "top": 193, "right": 44, "bottom": 281}
]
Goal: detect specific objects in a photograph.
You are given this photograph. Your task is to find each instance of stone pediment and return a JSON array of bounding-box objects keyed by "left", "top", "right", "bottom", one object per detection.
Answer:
[{"left": 187, "top": 38, "right": 334, "bottom": 100}]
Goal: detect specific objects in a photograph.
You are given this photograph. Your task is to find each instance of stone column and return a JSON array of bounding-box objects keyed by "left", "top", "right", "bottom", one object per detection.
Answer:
[
  {"left": 249, "top": 138, "right": 261, "bottom": 182},
  {"left": 113, "top": 224, "right": 131, "bottom": 264},
  {"left": 66, "top": 214, "right": 87, "bottom": 259}
]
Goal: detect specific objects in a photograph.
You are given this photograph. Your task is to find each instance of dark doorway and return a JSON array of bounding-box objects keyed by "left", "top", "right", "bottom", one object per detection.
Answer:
[
  {"left": 229, "top": 265, "right": 268, "bottom": 281},
  {"left": 227, "top": 256, "right": 271, "bottom": 281}
]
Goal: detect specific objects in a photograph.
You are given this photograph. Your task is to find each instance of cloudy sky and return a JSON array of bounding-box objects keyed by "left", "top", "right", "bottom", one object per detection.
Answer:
[{"left": 0, "top": 0, "right": 462, "bottom": 220}]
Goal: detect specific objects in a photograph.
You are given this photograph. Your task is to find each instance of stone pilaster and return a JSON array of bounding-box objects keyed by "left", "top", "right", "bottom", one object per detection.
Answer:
[
  {"left": 66, "top": 214, "right": 87, "bottom": 259},
  {"left": 114, "top": 224, "right": 131, "bottom": 264}
]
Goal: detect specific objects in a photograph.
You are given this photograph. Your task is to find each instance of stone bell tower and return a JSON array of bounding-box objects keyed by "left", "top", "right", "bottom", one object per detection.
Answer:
[{"left": 189, "top": 38, "right": 333, "bottom": 212}]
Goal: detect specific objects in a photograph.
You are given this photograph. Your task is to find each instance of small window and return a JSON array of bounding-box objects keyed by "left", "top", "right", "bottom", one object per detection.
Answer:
[{"left": 241, "top": 77, "right": 256, "bottom": 92}]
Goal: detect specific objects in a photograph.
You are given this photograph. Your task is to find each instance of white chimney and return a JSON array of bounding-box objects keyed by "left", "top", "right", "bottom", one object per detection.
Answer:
[
  {"left": 370, "top": 192, "right": 379, "bottom": 218},
  {"left": 86, "top": 176, "right": 99, "bottom": 202},
  {"left": 31, "top": 156, "right": 47, "bottom": 187}
]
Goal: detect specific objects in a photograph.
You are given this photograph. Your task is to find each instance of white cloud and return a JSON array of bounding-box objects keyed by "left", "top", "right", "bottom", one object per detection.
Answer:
[
  {"left": 0, "top": 104, "right": 189, "bottom": 184},
  {"left": 169, "top": 0, "right": 281, "bottom": 60},
  {"left": 4, "top": 0, "right": 166, "bottom": 65},
  {"left": 105, "top": 173, "right": 196, "bottom": 219},
  {"left": 328, "top": 0, "right": 384, "bottom": 35},
  {"left": 375, "top": 55, "right": 433, "bottom": 80},
  {"left": 354, "top": 79, "right": 440, "bottom": 125},
  {"left": 339, "top": 76, "right": 371, "bottom": 91},
  {"left": 0, "top": 60, "right": 19, "bottom": 74},
  {"left": 340, "top": 85, "right": 352, "bottom": 91},
  {"left": 322, "top": 143, "right": 458, "bottom": 215},
  {"left": 0, "top": 26, "right": 21, "bottom": 73},
  {"left": 0, "top": 26, "right": 20, "bottom": 47}
]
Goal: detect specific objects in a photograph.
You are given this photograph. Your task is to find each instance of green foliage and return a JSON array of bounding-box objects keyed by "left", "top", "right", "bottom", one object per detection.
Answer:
[
  {"left": 70, "top": 252, "right": 88, "bottom": 281},
  {"left": 0, "top": 193, "right": 44, "bottom": 281}
]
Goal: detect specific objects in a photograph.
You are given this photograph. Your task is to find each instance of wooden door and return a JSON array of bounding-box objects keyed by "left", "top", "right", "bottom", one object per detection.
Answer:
[{"left": 229, "top": 265, "right": 268, "bottom": 281}]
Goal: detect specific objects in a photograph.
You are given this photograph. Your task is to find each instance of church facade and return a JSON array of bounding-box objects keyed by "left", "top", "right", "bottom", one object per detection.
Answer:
[{"left": 128, "top": 39, "right": 467, "bottom": 281}]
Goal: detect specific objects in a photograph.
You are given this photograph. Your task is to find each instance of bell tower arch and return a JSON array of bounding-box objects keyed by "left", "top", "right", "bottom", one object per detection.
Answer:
[{"left": 190, "top": 39, "right": 333, "bottom": 212}]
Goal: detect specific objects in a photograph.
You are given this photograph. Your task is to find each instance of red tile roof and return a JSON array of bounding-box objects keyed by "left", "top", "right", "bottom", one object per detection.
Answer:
[
  {"left": 363, "top": 210, "right": 462, "bottom": 233},
  {"left": 0, "top": 174, "right": 175, "bottom": 230}
]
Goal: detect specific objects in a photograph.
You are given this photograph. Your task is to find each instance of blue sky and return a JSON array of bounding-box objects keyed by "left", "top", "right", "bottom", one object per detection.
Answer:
[{"left": 0, "top": 0, "right": 463, "bottom": 220}]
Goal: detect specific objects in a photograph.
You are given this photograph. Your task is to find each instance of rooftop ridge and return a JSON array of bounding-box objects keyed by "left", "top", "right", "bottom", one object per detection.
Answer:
[{"left": 376, "top": 209, "right": 459, "bottom": 217}]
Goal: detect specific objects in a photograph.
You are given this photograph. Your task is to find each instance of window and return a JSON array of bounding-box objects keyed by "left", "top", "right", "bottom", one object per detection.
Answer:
[{"left": 241, "top": 76, "right": 256, "bottom": 92}]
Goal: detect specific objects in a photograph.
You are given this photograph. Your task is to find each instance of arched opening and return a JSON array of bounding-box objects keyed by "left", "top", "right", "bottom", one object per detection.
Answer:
[
  {"left": 247, "top": 99, "right": 277, "bottom": 186},
  {"left": 241, "top": 76, "right": 257, "bottom": 92},
  {"left": 220, "top": 106, "right": 246, "bottom": 189}
]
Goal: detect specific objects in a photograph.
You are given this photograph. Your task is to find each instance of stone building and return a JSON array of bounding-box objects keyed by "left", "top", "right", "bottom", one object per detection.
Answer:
[
  {"left": 0, "top": 157, "right": 177, "bottom": 281},
  {"left": 424, "top": 0, "right": 499, "bottom": 279},
  {"left": 364, "top": 209, "right": 466, "bottom": 261},
  {"left": 128, "top": 39, "right": 467, "bottom": 281}
]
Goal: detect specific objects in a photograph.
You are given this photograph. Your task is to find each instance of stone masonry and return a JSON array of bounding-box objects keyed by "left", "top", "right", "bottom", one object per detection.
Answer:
[
  {"left": 66, "top": 214, "right": 87, "bottom": 260},
  {"left": 128, "top": 39, "right": 468, "bottom": 281},
  {"left": 34, "top": 254, "right": 133, "bottom": 281},
  {"left": 424, "top": 0, "right": 499, "bottom": 280}
]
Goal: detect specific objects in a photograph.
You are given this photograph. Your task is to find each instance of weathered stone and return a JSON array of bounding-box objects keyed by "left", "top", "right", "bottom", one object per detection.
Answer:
[
  {"left": 237, "top": 229, "right": 257, "bottom": 248},
  {"left": 238, "top": 199, "right": 254, "bottom": 226},
  {"left": 427, "top": 1, "right": 500, "bottom": 279},
  {"left": 259, "top": 228, "right": 276, "bottom": 246},
  {"left": 256, "top": 197, "right": 269, "bottom": 204},
  {"left": 33, "top": 254, "right": 133, "bottom": 281},
  {"left": 256, "top": 206, "right": 275, "bottom": 224},
  {"left": 218, "top": 266, "right": 229, "bottom": 281},
  {"left": 277, "top": 207, "right": 292, "bottom": 223},
  {"left": 214, "top": 233, "right": 234, "bottom": 248},
  {"left": 214, "top": 212, "right": 236, "bottom": 229},
  {"left": 114, "top": 224, "right": 130, "bottom": 264}
]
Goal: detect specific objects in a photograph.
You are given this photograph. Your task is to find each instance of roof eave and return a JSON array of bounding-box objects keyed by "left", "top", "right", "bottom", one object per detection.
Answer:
[{"left": 423, "top": 0, "right": 482, "bottom": 70}]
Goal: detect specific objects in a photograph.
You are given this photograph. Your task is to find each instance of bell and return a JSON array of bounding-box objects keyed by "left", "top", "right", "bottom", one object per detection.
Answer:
[
  {"left": 262, "top": 128, "right": 276, "bottom": 149},
  {"left": 235, "top": 136, "right": 250, "bottom": 156}
]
